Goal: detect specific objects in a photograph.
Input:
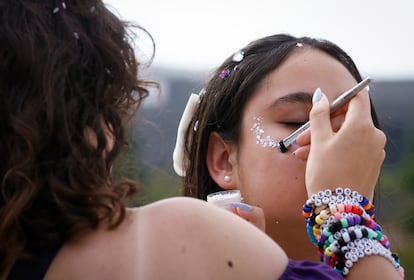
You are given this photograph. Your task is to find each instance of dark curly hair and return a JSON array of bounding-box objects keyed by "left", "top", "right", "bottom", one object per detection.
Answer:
[{"left": 0, "top": 0, "right": 154, "bottom": 273}]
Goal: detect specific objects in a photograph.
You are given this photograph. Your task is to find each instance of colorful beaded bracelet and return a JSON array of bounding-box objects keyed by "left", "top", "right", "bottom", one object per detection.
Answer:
[{"left": 303, "top": 188, "right": 404, "bottom": 278}]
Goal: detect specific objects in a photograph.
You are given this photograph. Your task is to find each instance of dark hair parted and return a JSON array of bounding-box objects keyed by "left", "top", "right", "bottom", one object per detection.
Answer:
[
  {"left": 0, "top": 0, "right": 154, "bottom": 272},
  {"left": 182, "top": 34, "right": 380, "bottom": 200}
]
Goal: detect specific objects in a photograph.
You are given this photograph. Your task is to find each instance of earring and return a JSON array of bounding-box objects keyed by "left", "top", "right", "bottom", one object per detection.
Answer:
[{"left": 224, "top": 175, "right": 231, "bottom": 183}]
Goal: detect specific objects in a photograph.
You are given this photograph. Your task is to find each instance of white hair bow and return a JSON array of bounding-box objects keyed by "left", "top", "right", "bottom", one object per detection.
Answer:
[{"left": 173, "top": 92, "right": 201, "bottom": 176}]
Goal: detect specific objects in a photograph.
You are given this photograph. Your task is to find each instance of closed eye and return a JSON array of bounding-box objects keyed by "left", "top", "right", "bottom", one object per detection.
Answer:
[{"left": 282, "top": 121, "right": 307, "bottom": 127}]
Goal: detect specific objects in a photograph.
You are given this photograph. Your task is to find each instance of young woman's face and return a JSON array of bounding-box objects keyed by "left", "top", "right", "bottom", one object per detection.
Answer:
[{"left": 232, "top": 47, "right": 360, "bottom": 247}]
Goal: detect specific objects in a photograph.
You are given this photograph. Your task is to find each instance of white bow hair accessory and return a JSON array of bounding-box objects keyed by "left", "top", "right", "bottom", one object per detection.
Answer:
[{"left": 173, "top": 92, "right": 201, "bottom": 176}]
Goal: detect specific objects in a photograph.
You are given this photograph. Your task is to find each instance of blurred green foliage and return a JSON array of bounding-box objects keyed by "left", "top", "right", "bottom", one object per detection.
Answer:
[
  {"left": 390, "top": 124, "right": 414, "bottom": 277},
  {"left": 112, "top": 123, "right": 182, "bottom": 206},
  {"left": 379, "top": 166, "right": 414, "bottom": 278}
]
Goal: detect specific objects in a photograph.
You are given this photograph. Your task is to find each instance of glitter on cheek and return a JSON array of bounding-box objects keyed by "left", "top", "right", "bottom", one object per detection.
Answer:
[{"left": 250, "top": 117, "right": 278, "bottom": 149}]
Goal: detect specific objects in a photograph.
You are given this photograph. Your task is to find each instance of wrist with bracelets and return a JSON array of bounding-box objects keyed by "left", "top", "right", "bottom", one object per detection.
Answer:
[{"left": 302, "top": 187, "right": 405, "bottom": 278}]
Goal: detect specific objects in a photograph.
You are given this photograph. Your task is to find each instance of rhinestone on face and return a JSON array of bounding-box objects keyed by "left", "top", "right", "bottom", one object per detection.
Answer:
[{"left": 250, "top": 117, "right": 279, "bottom": 149}]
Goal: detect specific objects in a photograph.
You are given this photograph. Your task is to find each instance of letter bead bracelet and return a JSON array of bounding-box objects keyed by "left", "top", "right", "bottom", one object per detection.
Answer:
[{"left": 302, "top": 188, "right": 404, "bottom": 278}]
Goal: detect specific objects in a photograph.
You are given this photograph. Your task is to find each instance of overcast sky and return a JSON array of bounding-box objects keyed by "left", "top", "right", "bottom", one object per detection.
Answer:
[{"left": 105, "top": 0, "right": 414, "bottom": 80}]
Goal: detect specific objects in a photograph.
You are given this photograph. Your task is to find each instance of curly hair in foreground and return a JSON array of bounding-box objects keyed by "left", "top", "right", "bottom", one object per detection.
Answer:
[{"left": 0, "top": 0, "right": 154, "bottom": 273}]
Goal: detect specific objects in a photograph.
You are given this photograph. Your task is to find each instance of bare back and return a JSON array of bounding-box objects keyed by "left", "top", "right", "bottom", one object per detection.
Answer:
[{"left": 45, "top": 197, "right": 287, "bottom": 280}]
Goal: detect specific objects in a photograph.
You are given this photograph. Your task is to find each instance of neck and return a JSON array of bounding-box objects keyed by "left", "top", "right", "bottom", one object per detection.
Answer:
[{"left": 266, "top": 221, "right": 319, "bottom": 261}]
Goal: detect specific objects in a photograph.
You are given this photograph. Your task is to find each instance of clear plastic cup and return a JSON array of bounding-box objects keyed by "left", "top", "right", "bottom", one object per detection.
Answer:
[{"left": 207, "top": 190, "right": 242, "bottom": 211}]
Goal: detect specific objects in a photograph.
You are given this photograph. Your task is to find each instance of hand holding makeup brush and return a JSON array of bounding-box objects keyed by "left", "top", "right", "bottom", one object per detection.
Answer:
[{"left": 303, "top": 86, "right": 386, "bottom": 200}]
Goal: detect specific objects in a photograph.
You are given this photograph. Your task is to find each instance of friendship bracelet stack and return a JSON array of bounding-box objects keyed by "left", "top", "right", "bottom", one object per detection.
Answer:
[{"left": 302, "top": 188, "right": 405, "bottom": 278}]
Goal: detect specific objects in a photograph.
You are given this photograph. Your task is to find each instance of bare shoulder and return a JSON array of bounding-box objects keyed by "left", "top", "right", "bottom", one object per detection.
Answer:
[
  {"left": 136, "top": 197, "right": 288, "bottom": 279},
  {"left": 46, "top": 197, "right": 287, "bottom": 279}
]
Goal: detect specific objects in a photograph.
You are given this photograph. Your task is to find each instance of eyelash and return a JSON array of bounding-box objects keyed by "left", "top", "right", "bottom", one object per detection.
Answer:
[{"left": 282, "top": 121, "right": 307, "bottom": 127}]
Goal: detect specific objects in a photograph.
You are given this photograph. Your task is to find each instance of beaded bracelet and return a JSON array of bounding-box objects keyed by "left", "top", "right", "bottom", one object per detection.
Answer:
[
  {"left": 317, "top": 213, "right": 383, "bottom": 249},
  {"left": 303, "top": 188, "right": 374, "bottom": 218},
  {"left": 303, "top": 188, "right": 404, "bottom": 279},
  {"left": 306, "top": 207, "right": 377, "bottom": 247},
  {"left": 333, "top": 238, "right": 403, "bottom": 277},
  {"left": 303, "top": 188, "right": 376, "bottom": 240}
]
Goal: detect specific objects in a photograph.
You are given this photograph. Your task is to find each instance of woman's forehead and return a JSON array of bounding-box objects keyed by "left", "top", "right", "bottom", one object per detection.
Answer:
[{"left": 250, "top": 48, "right": 357, "bottom": 107}]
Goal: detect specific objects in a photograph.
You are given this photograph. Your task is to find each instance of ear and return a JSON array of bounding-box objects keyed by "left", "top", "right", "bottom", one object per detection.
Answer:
[{"left": 206, "top": 132, "right": 237, "bottom": 190}]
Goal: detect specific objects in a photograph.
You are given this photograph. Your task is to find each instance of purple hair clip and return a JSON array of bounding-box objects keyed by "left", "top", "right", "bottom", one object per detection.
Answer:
[
  {"left": 219, "top": 50, "right": 245, "bottom": 79},
  {"left": 219, "top": 69, "right": 231, "bottom": 79}
]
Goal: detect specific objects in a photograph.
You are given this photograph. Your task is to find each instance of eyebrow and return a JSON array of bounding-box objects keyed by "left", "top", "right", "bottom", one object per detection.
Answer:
[{"left": 268, "top": 91, "right": 313, "bottom": 109}]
